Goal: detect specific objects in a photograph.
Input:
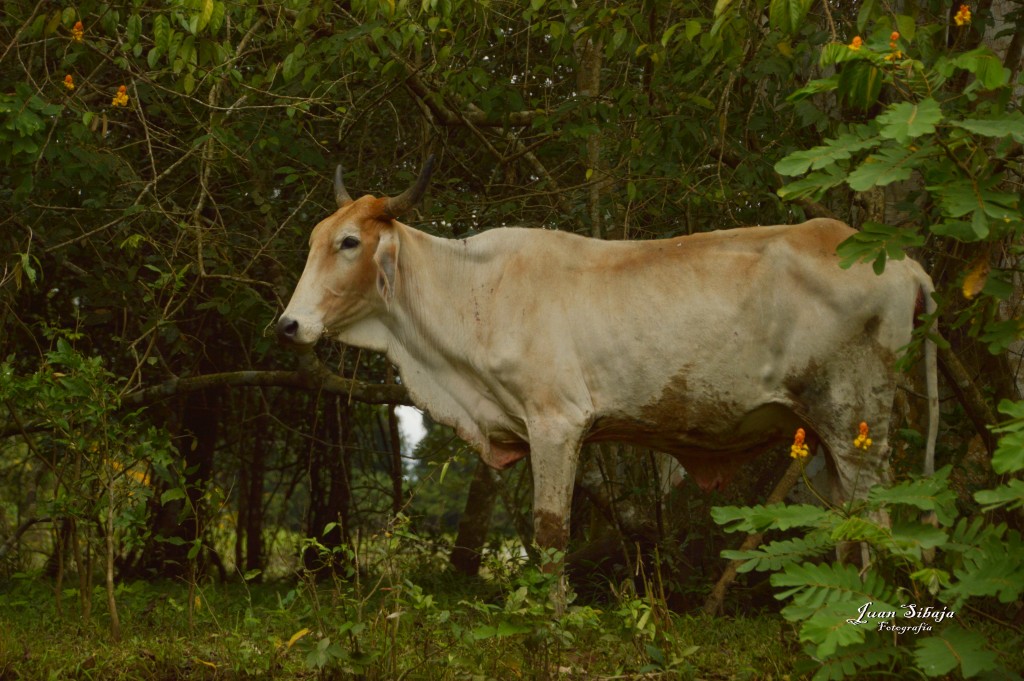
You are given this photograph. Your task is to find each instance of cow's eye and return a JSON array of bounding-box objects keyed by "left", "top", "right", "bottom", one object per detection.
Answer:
[{"left": 339, "top": 236, "right": 360, "bottom": 250}]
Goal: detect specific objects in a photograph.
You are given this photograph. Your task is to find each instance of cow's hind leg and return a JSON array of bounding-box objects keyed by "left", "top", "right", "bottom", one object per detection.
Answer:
[{"left": 812, "top": 380, "right": 896, "bottom": 564}]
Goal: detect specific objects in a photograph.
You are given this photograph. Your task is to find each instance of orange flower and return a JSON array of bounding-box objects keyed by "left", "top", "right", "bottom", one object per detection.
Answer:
[
  {"left": 885, "top": 31, "right": 902, "bottom": 61},
  {"left": 790, "top": 428, "right": 810, "bottom": 460},
  {"left": 954, "top": 4, "right": 971, "bottom": 26},
  {"left": 63, "top": 74, "right": 75, "bottom": 91},
  {"left": 71, "top": 20, "right": 84, "bottom": 42},
  {"left": 111, "top": 84, "right": 129, "bottom": 107},
  {"left": 853, "top": 421, "right": 873, "bottom": 450},
  {"left": 848, "top": 35, "right": 863, "bottom": 51}
]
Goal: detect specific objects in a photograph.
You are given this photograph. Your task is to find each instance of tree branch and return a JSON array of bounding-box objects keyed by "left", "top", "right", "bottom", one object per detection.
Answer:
[
  {"left": 120, "top": 364, "right": 411, "bottom": 408},
  {"left": 1, "top": 352, "right": 412, "bottom": 441}
]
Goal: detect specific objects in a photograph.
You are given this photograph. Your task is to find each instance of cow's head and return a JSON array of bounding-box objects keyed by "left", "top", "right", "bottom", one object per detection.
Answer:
[{"left": 276, "top": 156, "right": 435, "bottom": 346}]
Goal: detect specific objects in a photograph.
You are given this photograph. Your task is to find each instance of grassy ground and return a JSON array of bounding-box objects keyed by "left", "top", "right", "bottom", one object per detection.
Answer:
[{"left": 0, "top": 567, "right": 801, "bottom": 680}]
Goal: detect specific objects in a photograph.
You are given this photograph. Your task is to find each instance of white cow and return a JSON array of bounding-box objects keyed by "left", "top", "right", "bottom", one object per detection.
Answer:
[{"left": 277, "top": 158, "right": 938, "bottom": 561}]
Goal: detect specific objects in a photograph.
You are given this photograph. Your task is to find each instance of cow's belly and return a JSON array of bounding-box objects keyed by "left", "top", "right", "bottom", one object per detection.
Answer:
[{"left": 586, "top": 401, "right": 804, "bottom": 491}]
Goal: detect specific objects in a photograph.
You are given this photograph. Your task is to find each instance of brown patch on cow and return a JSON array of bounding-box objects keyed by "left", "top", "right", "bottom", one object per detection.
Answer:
[
  {"left": 534, "top": 509, "right": 568, "bottom": 552},
  {"left": 587, "top": 370, "right": 805, "bottom": 493},
  {"left": 783, "top": 358, "right": 827, "bottom": 411}
]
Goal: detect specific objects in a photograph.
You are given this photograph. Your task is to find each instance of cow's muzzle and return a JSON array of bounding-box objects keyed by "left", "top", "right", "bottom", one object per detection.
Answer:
[{"left": 276, "top": 315, "right": 301, "bottom": 344}]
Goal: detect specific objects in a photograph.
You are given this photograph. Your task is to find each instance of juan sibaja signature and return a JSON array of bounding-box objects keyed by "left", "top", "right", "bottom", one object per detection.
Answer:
[{"left": 847, "top": 602, "right": 956, "bottom": 634}]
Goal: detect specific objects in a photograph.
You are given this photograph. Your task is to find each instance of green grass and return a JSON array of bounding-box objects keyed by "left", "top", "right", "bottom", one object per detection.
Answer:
[{"left": 0, "top": 568, "right": 799, "bottom": 680}]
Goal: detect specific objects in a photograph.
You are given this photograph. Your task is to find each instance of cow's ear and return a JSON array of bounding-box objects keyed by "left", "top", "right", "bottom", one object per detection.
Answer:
[{"left": 373, "top": 229, "right": 400, "bottom": 308}]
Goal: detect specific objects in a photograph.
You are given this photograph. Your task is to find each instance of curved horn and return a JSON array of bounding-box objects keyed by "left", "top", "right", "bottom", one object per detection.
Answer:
[
  {"left": 334, "top": 164, "right": 353, "bottom": 208},
  {"left": 383, "top": 155, "right": 436, "bottom": 219}
]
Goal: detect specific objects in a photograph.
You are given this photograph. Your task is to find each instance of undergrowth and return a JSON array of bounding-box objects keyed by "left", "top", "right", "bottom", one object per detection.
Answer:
[
  {"left": 711, "top": 400, "right": 1024, "bottom": 681},
  {"left": 1, "top": 561, "right": 794, "bottom": 680}
]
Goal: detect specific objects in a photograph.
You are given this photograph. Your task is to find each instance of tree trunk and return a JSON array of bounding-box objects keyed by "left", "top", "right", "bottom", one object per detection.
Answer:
[
  {"left": 577, "top": 34, "right": 605, "bottom": 239},
  {"left": 450, "top": 461, "right": 499, "bottom": 576},
  {"left": 244, "top": 434, "right": 265, "bottom": 577},
  {"left": 303, "top": 394, "right": 353, "bottom": 575}
]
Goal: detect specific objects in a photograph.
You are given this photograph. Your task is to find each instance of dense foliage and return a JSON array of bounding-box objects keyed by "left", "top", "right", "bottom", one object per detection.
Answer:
[{"left": 1, "top": 0, "right": 1023, "bottom": 677}]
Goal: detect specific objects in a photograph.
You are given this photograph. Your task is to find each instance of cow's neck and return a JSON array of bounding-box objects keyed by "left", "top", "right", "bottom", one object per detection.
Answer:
[{"left": 385, "top": 224, "right": 491, "bottom": 368}]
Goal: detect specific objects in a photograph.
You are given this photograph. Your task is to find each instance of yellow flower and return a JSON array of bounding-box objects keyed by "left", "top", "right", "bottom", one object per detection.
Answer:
[
  {"left": 63, "top": 74, "right": 75, "bottom": 91},
  {"left": 790, "top": 428, "right": 810, "bottom": 460},
  {"left": 848, "top": 35, "right": 863, "bottom": 51},
  {"left": 853, "top": 421, "right": 873, "bottom": 450},
  {"left": 72, "top": 21, "right": 84, "bottom": 42},
  {"left": 885, "top": 50, "right": 904, "bottom": 62},
  {"left": 954, "top": 4, "right": 971, "bottom": 26},
  {"left": 111, "top": 85, "right": 129, "bottom": 107}
]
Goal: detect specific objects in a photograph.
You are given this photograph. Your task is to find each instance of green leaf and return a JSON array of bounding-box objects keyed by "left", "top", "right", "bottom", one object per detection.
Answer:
[
  {"left": 894, "top": 14, "right": 916, "bottom": 42},
  {"left": 777, "top": 165, "right": 847, "bottom": 201},
  {"left": 722, "top": 532, "right": 832, "bottom": 573},
  {"left": 974, "top": 479, "right": 1024, "bottom": 511},
  {"left": 847, "top": 145, "right": 936, "bottom": 192},
  {"left": 197, "top": 0, "right": 214, "bottom": 33},
  {"left": 931, "top": 219, "right": 981, "bottom": 242},
  {"left": 887, "top": 522, "right": 948, "bottom": 559},
  {"left": 153, "top": 14, "right": 169, "bottom": 55},
  {"left": 684, "top": 19, "right": 702, "bottom": 42},
  {"left": 830, "top": 516, "right": 889, "bottom": 546},
  {"left": 990, "top": 399, "right": 1024, "bottom": 473},
  {"left": 209, "top": 1, "right": 226, "bottom": 34},
  {"left": 929, "top": 178, "right": 1019, "bottom": 237},
  {"left": 799, "top": 601, "right": 869, "bottom": 657},
  {"left": 769, "top": 0, "right": 812, "bottom": 35},
  {"left": 471, "top": 622, "right": 531, "bottom": 639},
  {"left": 821, "top": 42, "right": 869, "bottom": 67},
  {"left": 867, "top": 467, "right": 958, "bottom": 525},
  {"left": 713, "top": 0, "right": 735, "bottom": 18},
  {"left": 914, "top": 626, "right": 998, "bottom": 678},
  {"left": 855, "top": 0, "right": 876, "bottom": 32},
  {"left": 126, "top": 14, "right": 142, "bottom": 47},
  {"left": 161, "top": 487, "right": 186, "bottom": 504},
  {"left": 836, "top": 221, "right": 925, "bottom": 273},
  {"left": 950, "top": 547, "right": 1024, "bottom": 604},
  {"left": 774, "top": 130, "right": 878, "bottom": 176},
  {"left": 803, "top": 639, "right": 898, "bottom": 680},
  {"left": 992, "top": 426, "right": 1024, "bottom": 470},
  {"left": 772, "top": 562, "right": 899, "bottom": 612},
  {"left": 877, "top": 99, "right": 942, "bottom": 144},
  {"left": 953, "top": 48, "right": 1010, "bottom": 90},
  {"left": 838, "top": 61, "right": 882, "bottom": 109},
  {"left": 979, "top": 319, "right": 1024, "bottom": 356},
  {"left": 711, "top": 504, "right": 829, "bottom": 533},
  {"left": 950, "top": 111, "right": 1024, "bottom": 142},
  {"left": 786, "top": 74, "right": 839, "bottom": 102}
]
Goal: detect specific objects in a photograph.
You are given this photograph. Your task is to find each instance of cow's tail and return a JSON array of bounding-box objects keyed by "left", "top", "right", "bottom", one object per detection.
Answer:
[{"left": 919, "top": 275, "right": 939, "bottom": 479}]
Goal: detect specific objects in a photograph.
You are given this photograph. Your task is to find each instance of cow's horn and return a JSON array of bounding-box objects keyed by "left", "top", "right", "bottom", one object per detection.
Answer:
[
  {"left": 384, "top": 155, "right": 435, "bottom": 218},
  {"left": 334, "top": 164, "right": 352, "bottom": 208}
]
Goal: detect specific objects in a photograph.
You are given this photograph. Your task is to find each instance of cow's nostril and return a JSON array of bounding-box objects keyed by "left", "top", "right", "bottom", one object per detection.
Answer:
[{"left": 277, "top": 316, "right": 299, "bottom": 341}]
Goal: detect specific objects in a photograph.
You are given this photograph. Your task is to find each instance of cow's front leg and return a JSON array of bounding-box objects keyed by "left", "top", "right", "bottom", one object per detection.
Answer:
[{"left": 527, "top": 418, "right": 586, "bottom": 614}]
